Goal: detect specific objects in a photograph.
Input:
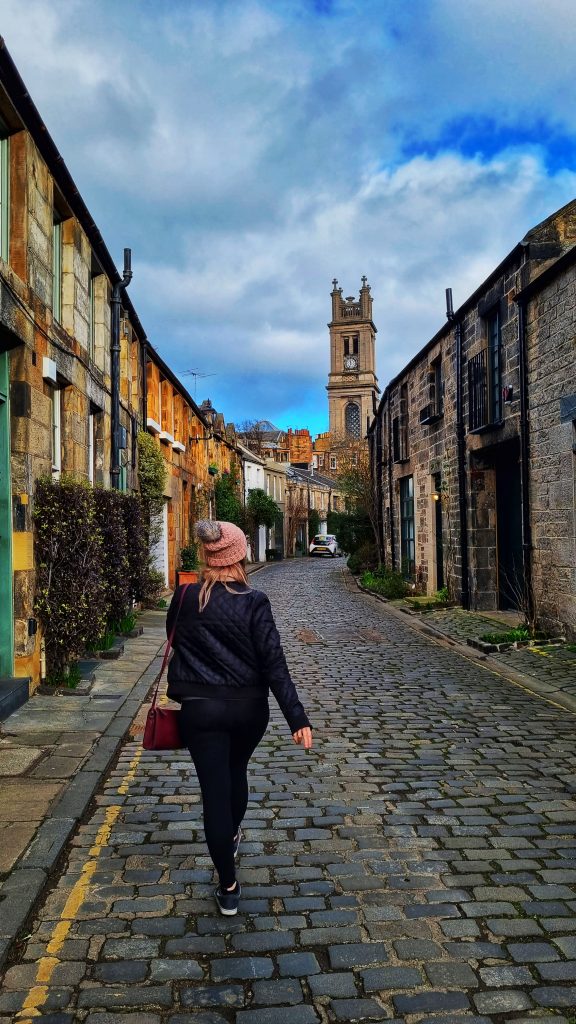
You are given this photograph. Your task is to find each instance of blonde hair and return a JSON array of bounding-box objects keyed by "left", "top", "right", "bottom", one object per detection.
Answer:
[{"left": 198, "top": 560, "right": 249, "bottom": 612}]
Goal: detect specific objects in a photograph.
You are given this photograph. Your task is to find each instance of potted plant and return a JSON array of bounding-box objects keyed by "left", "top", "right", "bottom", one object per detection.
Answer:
[
  {"left": 208, "top": 463, "right": 219, "bottom": 476},
  {"left": 176, "top": 542, "right": 200, "bottom": 586}
]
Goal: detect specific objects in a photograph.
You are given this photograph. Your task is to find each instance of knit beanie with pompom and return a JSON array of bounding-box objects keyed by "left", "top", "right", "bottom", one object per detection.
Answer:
[{"left": 194, "top": 520, "right": 247, "bottom": 568}]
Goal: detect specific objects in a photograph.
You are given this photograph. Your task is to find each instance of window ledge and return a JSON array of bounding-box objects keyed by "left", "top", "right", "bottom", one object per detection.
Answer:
[
  {"left": 147, "top": 417, "right": 161, "bottom": 435},
  {"left": 469, "top": 419, "right": 505, "bottom": 436},
  {"left": 172, "top": 440, "right": 186, "bottom": 453},
  {"left": 160, "top": 431, "right": 175, "bottom": 445}
]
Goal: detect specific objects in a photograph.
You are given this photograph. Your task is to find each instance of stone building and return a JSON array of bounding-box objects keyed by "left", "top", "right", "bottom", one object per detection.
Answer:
[
  {"left": 0, "top": 42, "right": 243, "bottom": 700},
  {"left": 516, "top": 246, "right": 576, "bottom": 637},
  {"left": 369, "top": 200, "right": 576, "bottom": 636},
  {"left": 144, "top": 358, "right": 239, "bottom": 590},
  {"left": 287, "top": 427, "right": 313, "bottom": 467},
  {"left": 0, "top": 45, "right": 144, "bottom": 697}
]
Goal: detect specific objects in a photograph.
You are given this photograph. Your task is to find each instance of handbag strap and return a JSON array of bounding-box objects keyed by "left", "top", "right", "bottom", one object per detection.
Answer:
[{"left": 151, "top": 583, "right": 191, "bottom": 708}]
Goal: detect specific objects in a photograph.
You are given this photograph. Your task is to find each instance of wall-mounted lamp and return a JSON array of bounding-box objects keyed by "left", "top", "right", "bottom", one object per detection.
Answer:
[
  {"left": 432, "top": 491, "right": 440, "bottom": 502},
  {"left": 503, "top": 385, "right": 514, "bottom": 404}
]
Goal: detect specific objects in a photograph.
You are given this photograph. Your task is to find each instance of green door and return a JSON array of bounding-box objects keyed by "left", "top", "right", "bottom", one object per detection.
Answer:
[{"left": 0, "top": 351, "right": 13, "bottom": 676}]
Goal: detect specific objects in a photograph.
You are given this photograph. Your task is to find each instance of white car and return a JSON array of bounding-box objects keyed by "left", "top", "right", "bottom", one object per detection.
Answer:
[{"left": 309, "top": 534, "right": 340, "bottom": 557}]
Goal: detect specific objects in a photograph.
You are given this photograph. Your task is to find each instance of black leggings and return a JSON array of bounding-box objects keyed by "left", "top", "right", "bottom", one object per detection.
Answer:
[{"left": 179, "top": 697, "right": 269, "bottom": 888}]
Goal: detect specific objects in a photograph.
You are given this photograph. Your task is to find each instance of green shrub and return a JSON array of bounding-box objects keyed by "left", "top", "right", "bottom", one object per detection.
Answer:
[
  {"left": 328, "top": 510, "right": 372, "bottom": 556},
  {"left": 122, "top": 494, "right": 150, "bottom": 604},
  {"left": 34, "top": 477, "right": 107, "bottom": 675},
  {"left": 93, "top": 488, "right": 130, "bottom": 629},
  {"left": 215, "top": 471, "right": 246, "bottom": 528},
  {"left": 137, "top": 431, "right": 167, "bottom": 545},
  {"left": 141, "top": 568, "right": 166, "bottom": 607},
  {"left": 45, "top": 662, "right": 82, "bottom": 689},
  {"left": 308, "top": 509, "right": 320, "bottom": 540},
  {"left": 347, "top": 541, "right": 378, "bottom": 574},
  {"left": 479, "top": 625, "right": 531, "bottom": 645},
  {"left": 436, "top": 586, "right": 450, "bottom": 604},
  {"left": 118, "top": 611, "right": 138, "bottom": 635},
  {"left": 180, "top": 542, "right": 199, "bottom": 570},
  {"left": 361, "top": 568, "right": 407, "bottom": 599}
]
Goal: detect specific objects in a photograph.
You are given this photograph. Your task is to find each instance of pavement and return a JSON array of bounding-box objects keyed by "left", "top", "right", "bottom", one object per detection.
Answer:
[{"left": 2, "top": 559, "right": 576, "bottom": 1021}]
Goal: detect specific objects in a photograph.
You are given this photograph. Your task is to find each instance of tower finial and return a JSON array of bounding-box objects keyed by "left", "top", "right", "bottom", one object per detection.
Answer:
[
  {"left": 361, "top": 275, "right": 368, "bottom": 288},
  {"left": 332, "top": 278, "right": 338, "bottom": 289}
]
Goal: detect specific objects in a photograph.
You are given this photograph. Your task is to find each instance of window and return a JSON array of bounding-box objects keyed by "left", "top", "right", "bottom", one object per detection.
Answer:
[
  {"left": 88, "top": 273, "right": 95, "bottom": 359},
  {"left": 430, "top": 357, "right": 443, "bottom": 416},
  {"left": 343, "top": 336, "right": 349, "bottom": 355},
  {"left": 468, "top": 350, "right": 487, "bottom": 430},
  {"left": 51, "top": 387, "right": 62, "bottom": 476},
  {"left": 88, "top": 262, "right": 102, "bottom": 360},
  {"left": 310, "top": 491, "right": 315, "bottom": 509},
  {"left": 0, "top": 123, "right": 9, "bottom": 262},
  {"left": 352, "top": 334, "right": 359, "bottom": 355},
  {"left": 330, "top": 455, "right": 337, "bottom": 471},
  {"left": 52, "top": 215, "right": 62, "bottom": 321},
  {"left": 393, "top": 384, "right": 409, "bottom": 462},
  {"left": 88, "top": 405, "right": 103, "bottom": 484},
  {"left": 345, "top": 402, "right": 361, "bottom": 439},
  {"left": 400, "top": 475, "right": 415, "bottom": 578},
  {"left": 487, "top": 308, "right": 502, "bottom": 423}
]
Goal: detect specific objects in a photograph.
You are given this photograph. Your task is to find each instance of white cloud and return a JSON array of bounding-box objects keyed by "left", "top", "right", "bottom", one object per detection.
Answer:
[{"left": 1, "top": 0, "right": 575, "bottom": 430}]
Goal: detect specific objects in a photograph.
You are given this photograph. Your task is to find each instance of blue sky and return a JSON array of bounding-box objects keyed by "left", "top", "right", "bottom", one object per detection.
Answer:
[{"left": 3, "top": 0, "right": 576, "bottom": 435}]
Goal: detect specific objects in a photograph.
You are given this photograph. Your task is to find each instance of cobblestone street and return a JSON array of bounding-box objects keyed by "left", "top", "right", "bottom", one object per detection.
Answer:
[{"left": 2, "top": 559, "right": 576, "bottom": 1023}]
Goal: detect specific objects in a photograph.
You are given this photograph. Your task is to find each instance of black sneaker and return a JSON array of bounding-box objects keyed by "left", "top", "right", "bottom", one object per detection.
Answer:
[
  {"left": 233, "top": 828, "right": 242, "bottom": 860},
  {"left": 214, "top": 882, "right": 241, "bottom": 916}
]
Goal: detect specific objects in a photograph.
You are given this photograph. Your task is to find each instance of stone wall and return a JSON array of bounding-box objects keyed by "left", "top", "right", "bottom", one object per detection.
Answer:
[{"left": 526, "top": 262, "right": 576, "bottom": 638}]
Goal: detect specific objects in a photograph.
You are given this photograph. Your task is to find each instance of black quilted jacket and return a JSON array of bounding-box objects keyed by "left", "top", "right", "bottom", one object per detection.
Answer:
[{"left": 165, "top": 582, "right": 310, "bottom": 733}]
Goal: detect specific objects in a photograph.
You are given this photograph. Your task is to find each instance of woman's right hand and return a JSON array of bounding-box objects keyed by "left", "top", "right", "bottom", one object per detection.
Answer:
[{"left": 292, "top": 727, "right": 313, "bottom": 749}]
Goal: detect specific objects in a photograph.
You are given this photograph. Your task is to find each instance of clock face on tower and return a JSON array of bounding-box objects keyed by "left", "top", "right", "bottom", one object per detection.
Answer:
[{"left": 344, "top": 355, "right": 358, "bottom": 371}]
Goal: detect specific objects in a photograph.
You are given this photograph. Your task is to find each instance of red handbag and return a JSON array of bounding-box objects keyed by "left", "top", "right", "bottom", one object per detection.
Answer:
[{"left": 143, "top": 584, "right": 190, "bottom": 751}]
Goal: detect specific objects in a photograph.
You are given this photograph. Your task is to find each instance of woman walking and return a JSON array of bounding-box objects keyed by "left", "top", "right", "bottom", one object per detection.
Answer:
[{"left": 166, "top": 520, "right": 312, "bottom": 915}]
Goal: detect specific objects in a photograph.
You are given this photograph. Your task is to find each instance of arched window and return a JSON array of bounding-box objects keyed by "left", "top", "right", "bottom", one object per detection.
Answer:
[{"left": 345, "top": 402, "right": 361, "bottom": 439}]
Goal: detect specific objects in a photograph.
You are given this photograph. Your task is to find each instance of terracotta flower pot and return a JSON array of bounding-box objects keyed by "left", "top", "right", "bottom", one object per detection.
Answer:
[{"left": 176, "top": 569, "right": 200, "bottom": 586}]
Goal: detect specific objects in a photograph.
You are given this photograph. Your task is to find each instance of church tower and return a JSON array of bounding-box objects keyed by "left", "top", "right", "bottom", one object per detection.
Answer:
[{"left": 327, "top": 277, "right": 379, "bottom": 438}]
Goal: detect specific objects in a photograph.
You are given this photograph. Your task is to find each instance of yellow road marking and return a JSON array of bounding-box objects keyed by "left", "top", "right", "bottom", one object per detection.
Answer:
[{"left": 16, "top": 746, "right": 144, "bottom": 1022}]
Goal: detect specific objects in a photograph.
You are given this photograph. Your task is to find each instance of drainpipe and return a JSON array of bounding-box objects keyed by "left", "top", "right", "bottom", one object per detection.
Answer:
[
  {"left": 110, "top": 249, "right": 133, "bottom": 490},
  {"left": 386, "top": 400, "right": 396, "bottom": 570},
  {"left": 446, "top": 288, "right": 470, "bottom": 609},
  {"left": 517, "top": 298, "right": 533, "bottom": 625}
]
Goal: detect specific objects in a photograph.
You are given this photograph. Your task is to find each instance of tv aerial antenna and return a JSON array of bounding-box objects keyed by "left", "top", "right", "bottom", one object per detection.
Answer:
[{"left": 180, "top": 368, "right": 216, "bottom": 398}]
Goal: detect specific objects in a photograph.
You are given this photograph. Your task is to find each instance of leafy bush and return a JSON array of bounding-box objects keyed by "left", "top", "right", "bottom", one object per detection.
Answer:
[
  {"left": 360, "top": 568, "right": 407, "bottom": 599},
  {"left": 479, "top": 625, "right": 531, "bottom": 645},
  {"left": 308, "top": 509, "right": 320, "bottom": 540},
  {"left": 45, "top": 662, "right": 82, "bottom": 690},
  {"left": 246, "top": 488, "right": 281, "bottom": 529},
  {"left": 180, "top": 542, "right": 199, "bottom": 570},
  {"left": 347, "top": 541, "right": 378, "bottom": 574},
  {"left": 436, "top": 586, "right": 450, "bottom": 604},
  {"left": 215, "top": 471, "right": 246, "bottom": 528},
  {"left": 141, "top": 568, "right": 166, "bottom": 607},
  {"left": 34, "top": 477, "right": 107, "bottom": 675},
  {"left": 93, "top": 488, "right": 130, "bottom": 629},
  {"left": 137, "top": 431, "right": 166, "bottom": 544},
  {"left": 122, "top": 494, "right": 150, "bottom": 604},
  {"left": 328, "top": 510, "right": 372, "bottom": 557},
  {"left": 118, "top": 611, "right": 138, "bottom": 635}
]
